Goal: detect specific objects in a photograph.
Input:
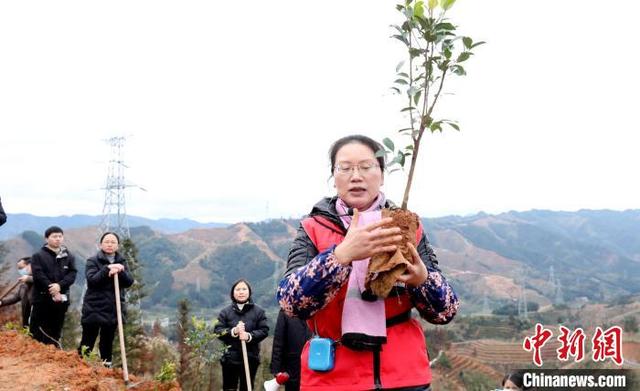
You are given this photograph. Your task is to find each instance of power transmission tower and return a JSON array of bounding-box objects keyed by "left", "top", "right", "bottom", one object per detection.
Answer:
[
  {"left": 517, "top": 272, "right": 528, "bottom": 320},
  {"left": 99, "top": 136, "right": 142, "bottom": 238}
]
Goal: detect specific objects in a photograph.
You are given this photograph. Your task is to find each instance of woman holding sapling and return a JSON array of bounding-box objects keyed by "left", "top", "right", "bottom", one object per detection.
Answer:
[{"left": 277, "top": 134, "right": 459, "bottom": 390}]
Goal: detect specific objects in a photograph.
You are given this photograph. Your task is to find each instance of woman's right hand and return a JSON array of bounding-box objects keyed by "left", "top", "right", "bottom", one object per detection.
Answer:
[
  {"left": 334, "top": 209, "right": 402, "bottom": 265},
  {"left": 108, "top": 264, "right": 125, "bottom": 277}
]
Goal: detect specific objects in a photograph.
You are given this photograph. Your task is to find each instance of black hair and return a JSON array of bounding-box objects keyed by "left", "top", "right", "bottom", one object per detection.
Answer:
[
  {"left": 44, "top": 226, "right": 63, "bottom": 238},
  {"left": 100, "top": 231, "right": 120, "bottom": 244},
  {"left": 328, "top": 134, "right": 385, "bottom": 175},
  {"left": 18, "top": 256, "right": 31, "bottom": 265},
  {"left": 229, "top": 279, "right": 252, "bottom": 303},
  {"left": 502, "top": 371, "right": 527, "bottom": 390}
]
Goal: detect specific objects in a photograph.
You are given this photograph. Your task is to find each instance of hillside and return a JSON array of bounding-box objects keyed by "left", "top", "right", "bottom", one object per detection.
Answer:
[
  {"left": 1, "top": 209, "right": 639, "bottom": 316},
  {"left": 0, "top": 213, "right": 227, "bottom": 240},
  {"left": 0, "top": 330, "right": 179, "bottom": 390}
]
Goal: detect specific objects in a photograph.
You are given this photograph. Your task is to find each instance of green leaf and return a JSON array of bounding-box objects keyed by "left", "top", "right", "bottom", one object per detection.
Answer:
[
  {"left": 471, "top": 41, "right": 486, "bottom": 48},
  {"left": 397, "top": 127, "right": 413, "bottom": 133},
  {"left": 447, "top": 122, "right": 460, "bottom": 131},
  {"left": 440, "top": 0, "right": 456, "bottom": 10},
  {"left": 409, "top": 48, "right": 423, "bottom": 58},
  {"left": 413, "top": 90, "right": 422, "bottom": 106},
  {"left": 415, "top": 1, "right": 426, "bottom": 18},
  {"left": 451, "top": 64, "right": 466, "bottom": 75},
  {"left": 435, "top": 22, "right": 455, "bottom": 31},
  {"left": 391, "top": 87, "right": 401, "bottom": 94},
  {"left": 462, "top": 37, "right": 472, "bottom": 49},
  {"left": 401, "top": 106, "right": 417, "bottom": 112},
  {"left": 428, "top": 0, "right": 438, "bottom": 10},
  {"left": 394, "top": 78, "right": 409, "bottom": 85},
  {"left": 398, "top": 151, "right": 406, "bottom": 166},
  {"left": 392, "top": 34, "right": 409, "bottom": 45},
  {"left": 395, "top": 60, "right": 405, "bottom": 72},
  {"left": 457, "top": 52, "right": 472, "bottom": 62},
  {"left": 374, "top": 149, "right": 387, "bottom": 158},
  {"left": 397, "top": 72, "right": 409, "bottom": 78},
  {"left": 382, "top": 137, "right": 395, "bottom": 152}
]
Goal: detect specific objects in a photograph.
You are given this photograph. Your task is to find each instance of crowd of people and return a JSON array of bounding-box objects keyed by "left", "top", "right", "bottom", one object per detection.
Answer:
[{"left": 0, "top": 135, "right": 475, "bottom": 390}]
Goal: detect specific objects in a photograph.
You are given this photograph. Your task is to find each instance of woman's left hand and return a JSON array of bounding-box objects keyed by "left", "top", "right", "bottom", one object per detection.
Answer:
[
  {"left": 396, "top": 243, "right": 428, "bottom": 287},
  {"left": 239, "top": 331, "right": 250, "bottom": 341}
]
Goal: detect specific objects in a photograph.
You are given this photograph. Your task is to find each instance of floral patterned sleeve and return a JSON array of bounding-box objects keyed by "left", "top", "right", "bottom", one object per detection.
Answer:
[
  {"left": 409, "top": 265, "right": 459, "bottom": 324},
  {"left": 277, "top": 245, "right": 351, "bottom": 320},
  {"left": 409, "top": 233, "right": 460, "bottom": 324}
]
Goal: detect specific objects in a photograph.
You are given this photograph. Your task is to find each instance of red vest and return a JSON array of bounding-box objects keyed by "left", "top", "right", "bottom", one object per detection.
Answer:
[{"left": 299, "top": 216, "right": 432, "bottom": 390}]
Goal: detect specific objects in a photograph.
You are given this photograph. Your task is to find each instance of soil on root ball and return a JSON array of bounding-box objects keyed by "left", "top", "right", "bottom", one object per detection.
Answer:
[{"left": 366, "top": 208, "right": 419, "bottom": 298}]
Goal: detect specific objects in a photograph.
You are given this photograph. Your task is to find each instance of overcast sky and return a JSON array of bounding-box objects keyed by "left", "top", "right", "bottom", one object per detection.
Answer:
[{"left": 1, "top": 1, "right": 638, "bottom": 223}]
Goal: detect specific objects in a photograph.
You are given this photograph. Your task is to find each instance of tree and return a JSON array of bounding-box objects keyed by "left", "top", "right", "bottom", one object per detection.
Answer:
[
  {"left": 367, "top": 1, "right": 484, "bottom": 298},
  {"left": 176, "top": 298, "right": 195, "bottom": 389},
  {"left": 152, "top": 318, "right": 164, "bottom": 337},
  {"left": 623, "top": 316, "right": 638, "bottom": 333},
  {"left": 382, "top": 0, "right": 484, "bottom": 208},
  {"left": 184, "top": 317, "right": 227, "bottom": 391}
]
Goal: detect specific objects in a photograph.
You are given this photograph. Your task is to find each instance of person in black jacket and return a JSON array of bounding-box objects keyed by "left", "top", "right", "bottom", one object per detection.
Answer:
[
  {"left": 0, "top": 196, "right": 6, "bottom": 226},
  {"left": 29, "top": 226, "right": 77, "bottom": 346},
  {"left": 270, "top": 309, "right": 312, "bottom": 391},
  {"left": 78, "top": 232, "right": 134, "bottom": 366},
  {"left": 0, "top": 257, "right": 34, "bottom": 328},
  {"left": 214, "top": 279, "right": 269, "bottom": 391}
]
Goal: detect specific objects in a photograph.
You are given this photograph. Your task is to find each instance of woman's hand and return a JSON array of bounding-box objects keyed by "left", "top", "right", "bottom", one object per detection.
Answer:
[
  {"left": 396, "top": 243, "right": 428, "bottom": 287},
  {"left": 108, "top": 264, "right": 125, "bottom": 277},
  {"left": 334, "top": 209, "right": 403, "bottom": 265},
  {"left": 232, "top": 320, "right": 246, "bottom": 337},
  {"left": 239, "top": 331, "right": 250, "bottom": 341}
]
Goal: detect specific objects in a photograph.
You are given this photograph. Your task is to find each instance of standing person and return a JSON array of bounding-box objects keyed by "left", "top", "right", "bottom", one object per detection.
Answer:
[
  {"left": 214, "top": 279, "right": 269, "bottom": 391},
  {"left": 29, "top": 226, "right": 77, "bottom": 346},
  {"left": 78, "top": 232, "right": 134, "bottom": 367},
  {"left": 270, "top": 309, "right": 312, "bottom": 391},
  {"left": 0, "top": 196, "right": 6, "bottom": 226},
  {"left": 277, "top": 135, "right": 459, "bottom": 390},
  {"left": 0, "top": 257, "right": 34, "bottom": 328}
]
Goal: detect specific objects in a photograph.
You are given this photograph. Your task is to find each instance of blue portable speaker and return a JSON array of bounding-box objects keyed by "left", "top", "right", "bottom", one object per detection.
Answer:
[{"left": 308, "top": 336, "right": 335, "bottom": 372}]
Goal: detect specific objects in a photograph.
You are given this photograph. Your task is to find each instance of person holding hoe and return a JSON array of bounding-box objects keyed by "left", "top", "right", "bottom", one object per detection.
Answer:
[
  {"left": 215, "top": 279, "right": 269, "bottom": 391},
  {"left": 78, "top": 232, "right": 134, "bottom": 367}
]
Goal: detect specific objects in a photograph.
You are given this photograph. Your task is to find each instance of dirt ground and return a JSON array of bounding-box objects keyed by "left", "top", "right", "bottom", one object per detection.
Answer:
[{"left": 0, "top": 330, "right": 180, "bottom": 391}]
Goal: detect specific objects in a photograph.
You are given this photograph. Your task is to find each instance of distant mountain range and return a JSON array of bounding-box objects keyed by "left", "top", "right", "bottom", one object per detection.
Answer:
[
  {"left": 1, "top": 209, "right": 639, "bottom": 315},
  {"left": 0, "top": 213, "right": 228, "bottom": 240}
]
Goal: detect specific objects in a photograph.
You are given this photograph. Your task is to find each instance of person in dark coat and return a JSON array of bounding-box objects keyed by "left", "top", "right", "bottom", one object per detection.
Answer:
[
  {"left": 270, "top": 309, "right": 312, "bottom": 391},
  {"left": 0, "top": 257, "right": 34, "bottom": 328},
  {"left": 214, "top": 279, "right": 269, "bottom": 391},
  {"left": 0, "top": 196, "right": 6, "bottom": 226},
  {"left": 78, "top": 232, "right": 134, "bottom": 366},
  {"left": 29, "top": 226, "right": 77, "bottom": 346}
]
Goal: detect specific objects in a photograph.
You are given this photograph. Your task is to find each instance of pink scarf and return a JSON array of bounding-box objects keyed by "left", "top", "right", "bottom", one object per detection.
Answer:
[{"left": 336, "top": 194, "right": 387, "bottom": 348}]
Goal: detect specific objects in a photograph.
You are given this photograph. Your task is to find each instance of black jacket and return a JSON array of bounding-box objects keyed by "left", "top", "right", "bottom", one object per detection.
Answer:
[
  {"left": 285, "top": 196, "right": 440, "bottom": 278},
  {"left": 270, "top": 309, "right": 312, "bottom": 385},
  {"left": 0, "top": 196, "right": 6, "bottom": 226},
  {"left": 215, "top": 301, "right": 269, "bottom": 365},
  {"left": 0, "top": 277, "right": 33, "bottom": 327},
  {"left": 81, "top": 251, "right": 134, "bottom": 325},
  {"left": 31, "top": 246, "right": 77, "bottom": 304}
]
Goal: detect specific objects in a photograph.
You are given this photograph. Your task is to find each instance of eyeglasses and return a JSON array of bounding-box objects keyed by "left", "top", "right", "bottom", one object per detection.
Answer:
[{"left": 334, "top": 162, "right": 380, "bottom": 176}]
